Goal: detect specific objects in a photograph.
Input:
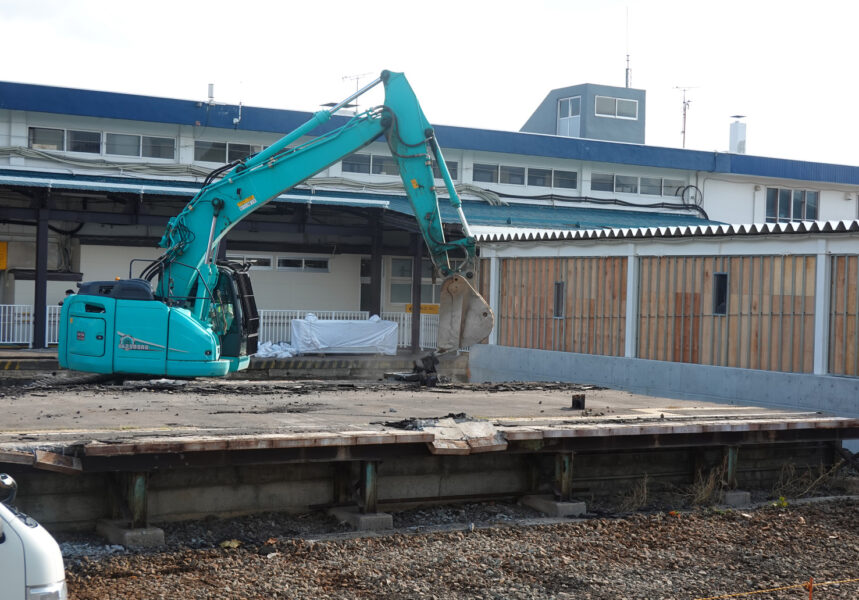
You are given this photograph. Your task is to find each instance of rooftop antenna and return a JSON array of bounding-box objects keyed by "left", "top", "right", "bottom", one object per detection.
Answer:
[
  {"left": 675, "top": 86, "right": 696, "bottom": 148},
  {"left": 342, "top": 72, "right": 373, "bottom": 114},
  {"left": 625, "top": 7, "right": 631, "bottom": 88}
]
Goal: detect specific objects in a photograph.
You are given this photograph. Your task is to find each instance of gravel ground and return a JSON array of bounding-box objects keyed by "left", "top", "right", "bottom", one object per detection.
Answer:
[{"left": 62, "top": 498, "right": 859, "bottom": 599}]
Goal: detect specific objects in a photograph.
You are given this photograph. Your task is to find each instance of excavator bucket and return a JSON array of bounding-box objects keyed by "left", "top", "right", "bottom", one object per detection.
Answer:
[{"left": 437, "top": 275, "right": 495, "bottom": 352}]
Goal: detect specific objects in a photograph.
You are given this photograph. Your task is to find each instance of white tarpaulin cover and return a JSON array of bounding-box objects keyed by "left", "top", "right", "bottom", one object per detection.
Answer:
[
  {"left": 254, "top": 341, "right": 297, "bottom": 359},
  {"left": 290, "top": 314, "right": 398, "bottom": 355}
]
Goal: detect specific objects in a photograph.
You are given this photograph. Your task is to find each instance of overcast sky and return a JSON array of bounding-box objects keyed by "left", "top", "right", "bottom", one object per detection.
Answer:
[{"left": 2, "top": 0, "right": 856, "bottom": 166}]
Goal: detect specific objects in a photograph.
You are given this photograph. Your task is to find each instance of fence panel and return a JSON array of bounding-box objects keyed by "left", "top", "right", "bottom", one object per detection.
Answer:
[
  {"left": 0, "top": 305, "right": 34, "bottom": 346},
  {"left": 46, "top": 305, "right": 62, "bottom": 345}
]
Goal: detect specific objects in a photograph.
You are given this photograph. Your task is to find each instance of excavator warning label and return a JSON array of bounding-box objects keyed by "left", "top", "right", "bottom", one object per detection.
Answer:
[{"left": 237, "top": 195, "right": 257, "bottom": 211}]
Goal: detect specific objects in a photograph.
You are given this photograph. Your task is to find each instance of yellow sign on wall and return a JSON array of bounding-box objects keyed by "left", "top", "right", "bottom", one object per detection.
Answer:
[
  {"left": 406, "top": 303, "right": 439, "bottom": 314},
  {"left": 0, "top": 241, "right": 7, "bottom": 270}
]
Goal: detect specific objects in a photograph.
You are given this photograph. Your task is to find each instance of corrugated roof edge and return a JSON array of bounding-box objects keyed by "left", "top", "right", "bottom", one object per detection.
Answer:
[
  {"left": 474, "top": 220, "right": 859, "bottom": 243},
  {"left": 3, "top": 81, "right": 859, "bottom": 185}
]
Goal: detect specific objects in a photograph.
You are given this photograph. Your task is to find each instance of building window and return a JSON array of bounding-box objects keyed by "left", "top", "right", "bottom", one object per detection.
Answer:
[
  {"left": 67, "top": 130, "right": 101, "bottom": 154},
  {"left": 499, "top": 165, "right": 525, "bottom": 185},
  {"left": 276, "top": 256, "right": 329, "bottom": 272},
  {"left": 342, "top": 153, "right": 371, "bottom": 174},
  {"left": 553, "top": 281, "right": 565, "bottom": 318},
  {"left": 590, "top": 173, "right": 684, "bottom": 196},
  {"left": 371, "top": 155, "right": 399, "bottom": 176},
  {"left": 553, "top": 170, "right": 578, "bottom": 189},
  {"left": 389, "top": 257, "right": 460, "bottom": 305},
  {"left": 472, "top": 163, "right": 498, "bottom": 183},
  {"left": 663, "top": 179, "right": 685, "bottom": 197},
  {"left": 595, "top": 96, "right": 638, "bottom": 120},
  {"left": 640, "top": 177, "right": 662, "bottom": 196},
  {"left": 713, "top": 273, "right": 728, "bottom": 315},
  {"left": 227, "top": 143, "right": 262, "bottom": 162},
  {"left": 28, "top": 127, "right": 64, "bottom": 151},
  {"left": 765, "top": 187, "right": 819, "bottom": 222},
  {"left": 431, "top": 159, "right": 459, "bottom": 180},
  {"left": 194, "top": 141, "right": 226, "bottom": 162},
  {"left": 106, "top": 133, "right": 141, "bottom": 156},
  {"left": 226, "top": 254, "right": 273, "bottom": 270},
  {"left": 615, "top": 175, "right": 638, "bottom": 194},
  {"left": 142, "top": 136, "right": 175, "bottom": 159},
  {"left": 528, "top": 168, "right": 552, "bottom": 187},
  {"left": 591, "top": 172, "right": 615, "bottom": 192},
  {"left": 558, "top": 96, "right": 581, "bottom": 137}
]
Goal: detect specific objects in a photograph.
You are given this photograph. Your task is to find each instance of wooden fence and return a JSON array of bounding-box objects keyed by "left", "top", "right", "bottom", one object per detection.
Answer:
[
  {"left": 497, "top": 256, "right": 627, "bottom": 355},
  {"left": 638, "top": 255, "right": 816, "bottom": 372}
]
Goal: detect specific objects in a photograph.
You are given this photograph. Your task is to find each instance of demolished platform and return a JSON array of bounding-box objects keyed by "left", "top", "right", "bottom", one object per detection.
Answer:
[{"left": 1, "top": 374, "right": 857, "bottom": 531}]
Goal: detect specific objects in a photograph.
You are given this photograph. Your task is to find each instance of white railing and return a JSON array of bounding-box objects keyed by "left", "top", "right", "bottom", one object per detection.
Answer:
[
  {"left": 46, "top": 305, "right": 61, "bottom": 345},
  {"left": 380, "top": 312, "right": 438, "bottom": 350},
  {"left": 0, "top": 305, "right": 34, "bottom": 346},
  {"left": 0, "top": 305, "right": 443, "bottom": 350}
]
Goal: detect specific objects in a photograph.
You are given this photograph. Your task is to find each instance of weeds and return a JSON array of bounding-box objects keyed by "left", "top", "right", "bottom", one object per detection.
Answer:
[
  {"left": 772, "top": 460, "right": 844, "bottom": 499},
  {"left": 618, "top": 473, "right": 649, "bottom": 512}
]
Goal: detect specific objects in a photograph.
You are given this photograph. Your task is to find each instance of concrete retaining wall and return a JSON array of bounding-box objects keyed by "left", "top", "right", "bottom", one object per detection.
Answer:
[{"left": 469, "top": 345, "right": 859, "bottom": 418}]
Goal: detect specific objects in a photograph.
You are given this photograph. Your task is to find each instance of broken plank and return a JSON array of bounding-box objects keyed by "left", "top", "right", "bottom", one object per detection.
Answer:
[{"left": 34, "top": 450, "right": 82, "bottom": 474}]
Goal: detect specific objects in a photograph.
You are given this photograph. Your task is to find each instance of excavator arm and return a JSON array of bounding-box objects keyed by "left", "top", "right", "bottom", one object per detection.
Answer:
[{"left": 59, "top": 71, "right": 492, "bottom": 377}]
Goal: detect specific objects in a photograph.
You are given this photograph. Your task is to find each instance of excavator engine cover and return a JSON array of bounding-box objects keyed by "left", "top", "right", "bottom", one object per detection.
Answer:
[{"left": 437, "top": 275, "right": 494, "bottom": 352}]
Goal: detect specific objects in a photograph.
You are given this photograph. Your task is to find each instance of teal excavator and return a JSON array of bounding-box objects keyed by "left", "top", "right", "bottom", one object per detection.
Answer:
[{"left": 58, "top": 71, "right": 493, "bottom": 377}]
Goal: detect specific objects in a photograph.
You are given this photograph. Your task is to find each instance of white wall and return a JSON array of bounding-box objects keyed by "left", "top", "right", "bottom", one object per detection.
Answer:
[
  {"left": 820, "top": 190, "right": 858, "bottom": 221},
  {"left": 247, "top": 253, "right": 361, "bottom": 311},
  {"left": 78, "top": 245, "right": 362, "bottom": 311},
  {"left": 80, "top": 244, "right": 163, "bottom": 282},
  {"left": 700, "top": 177, "right": 756, "bottom": 223}
]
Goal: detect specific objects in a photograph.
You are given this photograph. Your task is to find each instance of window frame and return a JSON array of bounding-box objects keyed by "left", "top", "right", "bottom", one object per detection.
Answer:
[
  {"left": 472, "top": 163, "right": 499, "bottom": 184},
  {"left": 66, "top": 129, "right": 101, "bottom": 154},
  {"left": 105, "top": 132, "right": 142, "bottom": 157},
  {"left": 553, "top": 281, "right": 566, "bottom": 318},
  {"left": 765, "top": 187, "right": 820, "bottom": 222},
  {"left": 713, "top": 272, "right": 728, "bottom": 316},
  {"left": 276, "top": 256, "right": 330, "bottom": 273},
  {"left": 388, "top": 256, "right": 462, "bottom": 306},
  {"left": 341, "top": 153, "right": 371, "bottom": 174},
  {"left": 594, "top": 95, "right": 639, "bottom": 120},
  {"left": 431, "top": 159, "right": 459, "bottom": 181}
]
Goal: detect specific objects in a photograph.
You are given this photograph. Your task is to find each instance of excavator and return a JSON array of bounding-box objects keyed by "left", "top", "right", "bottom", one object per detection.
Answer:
[{"left": 58, "top": 70, "right": 493, "bottom": 378}]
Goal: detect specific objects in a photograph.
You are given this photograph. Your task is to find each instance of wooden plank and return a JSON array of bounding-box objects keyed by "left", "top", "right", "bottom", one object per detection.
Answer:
[
  {"left": 0, "top": 449, "right": 35, "bottom": 466},
  {"left": 34, "top": 450, "right": 82, "bottom": 474},
  {"left": 660, "top": 256, "right": 671, "bottom": 361},
  {"left": 726, "top": 257, "right": 741, "bottom": 367},
  {"left": 845, "top": 256, "right": 859, "bottom": 375},
  {"left": 616, "top": 257, "right": 627, "bottom": 357}
]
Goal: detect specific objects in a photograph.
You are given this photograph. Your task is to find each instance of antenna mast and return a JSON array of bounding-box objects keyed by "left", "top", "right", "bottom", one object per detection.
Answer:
[
  {"left": 675, "top": 86, "right": 695, "bottom": 148},
  {"left": 342, "top": 72, "right": 373, "bottom": 114},
  {"left": 625, "top": 7, "right": 631, "bottom": 88}
]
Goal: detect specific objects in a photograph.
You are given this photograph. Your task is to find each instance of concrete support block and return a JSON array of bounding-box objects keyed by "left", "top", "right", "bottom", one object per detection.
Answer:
[
  {"left": 521, "top": 494, "right": 586, "bottom": 517},
  {"left": 723, "top": 490, "right": 751, "bottom": 508},
  {"left": 96, "top": 519, "right": 165, "bottom": 548},
  {"left": 328, "top": 506, "right": 392, "bottom": 531}
]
